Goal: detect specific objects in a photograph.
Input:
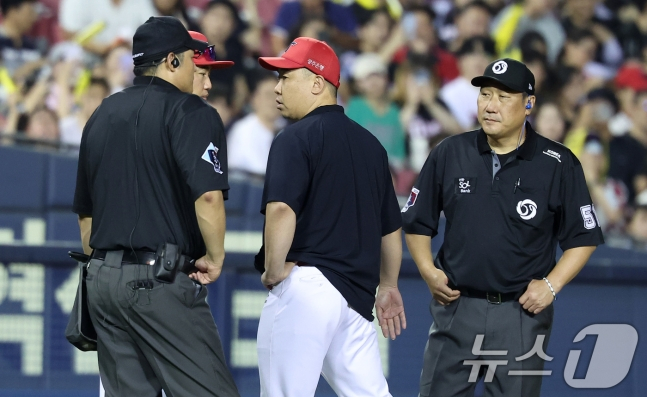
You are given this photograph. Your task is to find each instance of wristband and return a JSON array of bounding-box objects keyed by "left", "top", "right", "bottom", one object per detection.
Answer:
[{"left": 543, "top": 277, "right": 556, "bottom": 301}]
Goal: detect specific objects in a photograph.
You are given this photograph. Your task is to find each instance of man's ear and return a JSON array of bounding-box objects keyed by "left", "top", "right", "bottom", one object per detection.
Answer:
[{"left": 311, "top": 75, "right": 326, "bottom": 95}]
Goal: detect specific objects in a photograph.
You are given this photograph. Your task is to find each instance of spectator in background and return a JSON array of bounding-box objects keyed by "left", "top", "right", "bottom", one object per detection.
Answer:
[
  {"left": 444, "top": 1, "right": 492, "bottom": 53},
  {"left": 534, "top": 101, "right": 566, "bottom": 142},
  {"left": 491, "top": 0, "right": 565, "bottom": 64},
  {"left": 607, "top": 89, "right": 647, "bottom": 205},
  {"left": 558, "top": 28, "right": 614, "bottom": 82},
  {"left": 394, "top": 61, "right": 461, "bottom": 171},
  {"left": 207, "top": 85, "right": 234, "bottom": 130},
  {"left": 439, "top": 36, "right": 494, "bottom": 130},
  {"left": 200, "top": 0, "right": 250, "bottom": 116},
  {"left": 99, "top": 44, "right": 133, "bottom": 93},
  {"left": 58, "top": 77, "right": 109, "bottom": 147},
  {"left": 566, "top": 88, "right": 627, "bottom": 232},
  {"left": 627, "top": 191, "right": 647, "bottom": 251},
  {"left": 59, "top": 0, "right": 156, "bottom": 55},
  {"left": 347, "top": 52, "right": 406, "bottom": 168},
  {"left": 271, "top": 0, "right": 357, "bottom": 55},
  {"left": 561, "top": 0, "right": 623, "bottom": 68},
  {"left": 153, "top": 0, "right": 200, "bottom": 31},
  {"left": 394, "top": 6, "right": 459, "bottom": 85},
  {"left": 339, "top": 8, "right": 399, "bottom": 84},
  {"left": 227, "top": 71, "right": 284, "bottom": 176},
  {"left": 0, "top": 0, "right": 41, "bottom": 80},
  {"left": 552, "top": 66, "right": 586, "bottom": 125},
  {"left": 24, "top": 106, "right": 59, "bottom": 147},
  {"left": 523, "top": 49, "right": 550, "bottom": 94}
]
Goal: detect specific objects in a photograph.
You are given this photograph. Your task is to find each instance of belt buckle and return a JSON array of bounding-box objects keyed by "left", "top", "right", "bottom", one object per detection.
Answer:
[{"left": 486, "top": 292, "right": 502, "bottom": 305}]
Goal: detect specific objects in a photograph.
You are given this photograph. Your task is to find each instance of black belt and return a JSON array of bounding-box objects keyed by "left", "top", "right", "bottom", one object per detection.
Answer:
[
  {"left": 92, "top": 250, "right": 197, "bottom": 275},
  {"left": 458, "top": 288, "right": 522, "bottom": 304}
]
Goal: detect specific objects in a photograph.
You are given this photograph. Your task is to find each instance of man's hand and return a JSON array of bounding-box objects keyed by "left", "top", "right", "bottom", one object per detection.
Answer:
[
  {"left": 424, "top": 267, "right": 460, "bottom": 305},
  {"left": 519, "top": 279, "right": 554, "bottom": 314},
  {"left": 375, "top": 285, "right": 407, "bottom": 340},
  {"left": 189, "top": 255, "right": 223, "bottom": 285},
  {"left": 261, "top": 261, "right": 296, "bottom": 290}
]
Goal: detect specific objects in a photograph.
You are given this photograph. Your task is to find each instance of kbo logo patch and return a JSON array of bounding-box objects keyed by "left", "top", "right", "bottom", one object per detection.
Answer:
[{"left": 401, "top": 188, "right": 419, "bottom": 213}]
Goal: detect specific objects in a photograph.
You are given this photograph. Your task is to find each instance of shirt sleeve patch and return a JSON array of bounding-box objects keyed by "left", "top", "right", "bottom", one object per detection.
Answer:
[
  {"left": 402, "top": 187, "right": 420, "bottom": 213},
  {"left": 202, "top": 142, "right": 223, "bottom": 174}
]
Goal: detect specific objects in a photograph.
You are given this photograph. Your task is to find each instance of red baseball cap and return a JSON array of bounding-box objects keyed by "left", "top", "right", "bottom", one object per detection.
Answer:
[
  {"left": 189, "top": 31, "right": 234, "bottom": 69},
  {"left": 258, "top": 37, "right": 341, "bottom": 88},
  {"left": 615, "top": 65, "right": 647, "bottom": 92}
]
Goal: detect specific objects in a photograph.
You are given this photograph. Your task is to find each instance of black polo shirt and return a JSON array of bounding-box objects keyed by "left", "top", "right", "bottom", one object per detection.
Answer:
[
  {"left": 73, "top": 76, "right": 229, "bottom": 259},
  {"left": 261, "top": 105, "right": 402, "bottom": 321},
  {"left": 402, "top": 122, "right": 604, "bottom": 293}
]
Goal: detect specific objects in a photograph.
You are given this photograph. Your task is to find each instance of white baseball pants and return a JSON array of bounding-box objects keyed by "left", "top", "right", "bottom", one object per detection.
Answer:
[{"left": 257, "top": 265, "right": 391, "bottom": 397}]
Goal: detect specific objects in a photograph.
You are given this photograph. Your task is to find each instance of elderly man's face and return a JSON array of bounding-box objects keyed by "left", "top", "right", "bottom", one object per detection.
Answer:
[{"left": 477, "top": 84, "right": 533, "bottom": 139}]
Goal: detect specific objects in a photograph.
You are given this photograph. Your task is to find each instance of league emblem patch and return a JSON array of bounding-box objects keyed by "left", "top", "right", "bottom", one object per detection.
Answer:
[
  {"left": 402, "top": 188, "right": 420, "bottom": 213},
  {"left": 202, "top": 142, "right": 223, "bottom": 174}
]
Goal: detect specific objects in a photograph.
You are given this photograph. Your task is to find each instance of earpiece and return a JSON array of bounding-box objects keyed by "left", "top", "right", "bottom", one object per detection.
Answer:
[
  {"left": 171, "top": 57, "right": 180, "bottom": 68},
  {"left": 525, "top": 101, "right": 532, "bottom": 110}
]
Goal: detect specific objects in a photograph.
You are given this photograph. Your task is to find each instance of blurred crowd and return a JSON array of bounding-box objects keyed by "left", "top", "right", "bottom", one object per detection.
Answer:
[{"left": 1, "top": 0, "right": 647, "bottom": 250}]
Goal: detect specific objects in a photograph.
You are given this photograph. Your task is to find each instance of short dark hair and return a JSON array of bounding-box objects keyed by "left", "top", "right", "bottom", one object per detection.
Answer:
[
  {"left": 456, "top": 0, "right": 491, "bottom": 17},
  {"left": 409, "top": 5, "right": 436, "bottom": 23},
  {"left": 133, "top": 52, "right": 184, "bottom": 77},
  {"left": 88, "top": 78, "right": 110, "bottom": 93},
  {"left": 1, "top": 0, "right": 36, "bottom": 15},
  {"left": 249, "top": 69, "right": 278, "bottom": 93}
]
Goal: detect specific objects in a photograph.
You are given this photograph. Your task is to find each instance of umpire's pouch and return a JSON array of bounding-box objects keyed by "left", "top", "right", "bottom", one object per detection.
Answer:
[{"left": 65, "top": 251, "right": 98, "bottom": 352}]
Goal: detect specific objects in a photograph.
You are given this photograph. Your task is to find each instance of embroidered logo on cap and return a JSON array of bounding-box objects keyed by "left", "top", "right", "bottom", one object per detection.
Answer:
[
  {"left": 307, "top": 59, "right": 325, "bottom": 71},
  {"left": 201, "top": 142, "right": 223, "bottom": 174},
  {"left": 492, "top": 60, "right": 508, "bottom": 74}
]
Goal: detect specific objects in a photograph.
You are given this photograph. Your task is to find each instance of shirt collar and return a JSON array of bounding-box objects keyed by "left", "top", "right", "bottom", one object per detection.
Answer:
[
  {"left": 476, "top": 121, "right": 537, "bottom": 160},
  {"left": 302, "top": 104, "right": 344, "bottom": 119},
  {"left": 133, "top": 76, "right": 181, "bottom": 92}
]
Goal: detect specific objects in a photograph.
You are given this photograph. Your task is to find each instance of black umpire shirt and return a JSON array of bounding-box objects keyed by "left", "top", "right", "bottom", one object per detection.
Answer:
[
  {"left": 73, "top": 76, "right": 229, "bottom": 259},
  {"left": 402, "top": 122, "right": 604, "bottom": 293},
  {"left": 261, "top": 105, "right": 402, "bottom": 321}
]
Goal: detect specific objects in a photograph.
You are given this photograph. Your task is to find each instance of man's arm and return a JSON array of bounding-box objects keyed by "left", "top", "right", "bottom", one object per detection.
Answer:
[
  {"left": 404, "top": 233, "right": 459, "bottom": 305},
  {"left": 262, "top": 202, "right": 297, "bottom": 288},
  {"left": 519, "top": 246, "right": 596, "bottom": 314},
  {"left": 375, "top": 228, "right": 406, "bottom": 340},
  {"left": 190, "top": 190, "right": 226, "bottom": 285},
  {"left": 78, "top": 216, "right": 92, "bottom": 255}
]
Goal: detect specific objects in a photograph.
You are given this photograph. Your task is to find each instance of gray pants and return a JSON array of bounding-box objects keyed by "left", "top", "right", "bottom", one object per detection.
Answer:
[
  {"left": 419, "top": 296, "right": 554, "bottom": 397},
  {"left": 86, "top": 257, "right": 240, "bottom": 397}
]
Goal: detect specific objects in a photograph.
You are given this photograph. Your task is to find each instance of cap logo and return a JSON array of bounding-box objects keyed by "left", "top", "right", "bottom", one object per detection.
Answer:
[
  {"left": 307, "top": 59, "right": 325, "bottom": 71},
  {"left": 492, "top": 60, "right": 508, "bottom": 74},
  {"left": 133, "top": 53, "right": 144, "bottom": 58},
  {"left": 529, "top": 83, "right": 532, "bottom": 91}
]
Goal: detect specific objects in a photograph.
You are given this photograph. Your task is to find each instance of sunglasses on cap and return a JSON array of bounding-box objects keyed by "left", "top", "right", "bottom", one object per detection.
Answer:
[{"left": 194, "top": 45, "right": 217, "bottom": 61}]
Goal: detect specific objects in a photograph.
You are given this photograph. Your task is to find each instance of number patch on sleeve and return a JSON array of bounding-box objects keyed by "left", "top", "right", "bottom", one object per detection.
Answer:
[{"left": 580, "top": 205, "right": 598, "bottom": 229}]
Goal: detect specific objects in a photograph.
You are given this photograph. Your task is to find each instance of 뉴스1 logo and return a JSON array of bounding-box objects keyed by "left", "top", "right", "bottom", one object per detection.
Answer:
[
  {"left": 307, "top": 59, "right": 325, "bottom": 71},
  {"left": 516, "top": 199, "right": 537, "bottom": 220},
  {"left": 454, "top": 177, "right": 476, "bottom": 194}
]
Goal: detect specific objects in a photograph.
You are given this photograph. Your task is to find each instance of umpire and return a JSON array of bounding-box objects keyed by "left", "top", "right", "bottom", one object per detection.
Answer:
[
  {"left": 403, "top": 58, "right": 604, "bottom": 397},
  {"left": 73, "top": 17, "right": 239, "bottom": 397}
]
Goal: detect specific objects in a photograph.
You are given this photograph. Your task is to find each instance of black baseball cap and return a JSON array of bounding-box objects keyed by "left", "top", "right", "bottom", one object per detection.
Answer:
[
  {"left": 471, "top": 58, "right": 536, "bottom": 95},
  {"left": 132, "top": 16, "right": 208, "bottom": 66}
]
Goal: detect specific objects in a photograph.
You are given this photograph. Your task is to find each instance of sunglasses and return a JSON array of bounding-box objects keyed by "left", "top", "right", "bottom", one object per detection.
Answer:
[{"left": 194, "top": 45, "right": 217, "bottom": 61}]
